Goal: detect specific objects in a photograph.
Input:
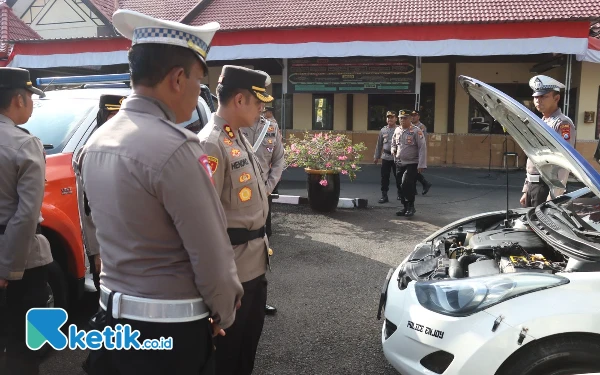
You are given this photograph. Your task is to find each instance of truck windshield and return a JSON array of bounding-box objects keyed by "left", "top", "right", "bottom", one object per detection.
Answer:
[{"left": 21, "top": 98, "right": 96, "bottom": 155}]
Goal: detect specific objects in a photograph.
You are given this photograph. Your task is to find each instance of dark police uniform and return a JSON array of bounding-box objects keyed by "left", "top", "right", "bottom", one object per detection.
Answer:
[
  {"left": 198, "top": 65, "right": 273, "bottom": 375},
  {"left": 0, "top": 68, "right": 53, "bottom": 375},
  {"left": 77, "top": 10, "right": 243, "bottom": 375},
  {"left": 391, "top": 109, "right": 427, "bottom": 217},
  {"left": 374, "top": 110, "right": 401, "bottom": 203},
  {"left": 523, "top": 75, "right": 576, "bottom": 207}
]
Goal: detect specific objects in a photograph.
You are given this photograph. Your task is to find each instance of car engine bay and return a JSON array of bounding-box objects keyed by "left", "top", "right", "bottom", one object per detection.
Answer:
[{"left": 399, "top": 212, "right": 571, "bottom": 285}]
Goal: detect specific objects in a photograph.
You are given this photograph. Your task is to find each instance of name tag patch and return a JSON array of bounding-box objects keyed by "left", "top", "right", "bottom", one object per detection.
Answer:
[{"left": 231, "top": 158, "right": 249, "bottom": 170}]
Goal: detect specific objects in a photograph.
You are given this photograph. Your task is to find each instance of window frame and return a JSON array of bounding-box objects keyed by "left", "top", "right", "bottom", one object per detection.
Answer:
[{"left": 312, "top": 94, "right": 334, "bottom": 131}]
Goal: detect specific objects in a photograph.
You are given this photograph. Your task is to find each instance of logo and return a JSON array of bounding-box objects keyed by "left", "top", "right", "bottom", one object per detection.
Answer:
[
  {"left": 26, "top": 308, "right": 173, "bottom": 351},
  {"left": 268, "top": 126, "right": 274, "bottom": 132},
  {"left": 238, "top": 187, "right": 252, "bottom": 202},
  {"left": 267, "top": 139, "right": 273, "bottom": 144},
  {"left": 207, "top": 156, "right": 219, "bottom": 173},
  {"left": 266, "top": 147, "right": 274, "bottom": 153},
  {"left": 239, "top": 172, "right": 251, "bottom": 183},
  {"left": 231, "top": 149, "right": 241, "bottom": 157},
  {"left": 223, "top": 138, "right": 233, "bottom": 146},
  {"left": 533, "top": 77, "right": 543, "bottom": 91},
  {"left": 198, "top": 155, "right": 214, "bottom": 184},
  {"left": 231, "top": 158, "right": 249, "bottom": 170}
]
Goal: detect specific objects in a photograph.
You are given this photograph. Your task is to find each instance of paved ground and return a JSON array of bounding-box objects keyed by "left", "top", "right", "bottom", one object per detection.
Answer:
[{"left": 35, "top": 165, "right": 583, "bottom": 374}]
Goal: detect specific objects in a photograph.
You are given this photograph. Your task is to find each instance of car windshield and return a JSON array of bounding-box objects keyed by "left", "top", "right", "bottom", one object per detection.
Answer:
[
  {"left": 558, "top": 191, "right": 600, "bottom": 234},
  {"left": 22, "top": 98, "right": 96, "bottom": 155}
]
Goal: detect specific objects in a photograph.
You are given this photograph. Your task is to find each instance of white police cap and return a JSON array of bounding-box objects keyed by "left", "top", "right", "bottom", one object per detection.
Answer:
[
  {"left": 529, "top": 75, "right": 566, "bottom": 97},
  {"left": 112, "top": 9, "right": 219, "bottom": 72}
]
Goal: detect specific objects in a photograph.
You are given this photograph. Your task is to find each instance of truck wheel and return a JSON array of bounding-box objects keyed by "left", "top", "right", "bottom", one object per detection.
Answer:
[
  {"left": 496, "top": 334, "right": 600, "bottom": 375},
  {"left": 46, "top": 261, "right": 69, "bottom": 310}
]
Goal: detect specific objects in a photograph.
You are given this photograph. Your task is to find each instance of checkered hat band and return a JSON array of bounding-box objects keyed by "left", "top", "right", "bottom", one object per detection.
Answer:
[
  {"left": 132, "top": 27, "right": 208, "bottom": 55},
  {"left": 537, "top": 85, "right": 560, "bottom": 91}
]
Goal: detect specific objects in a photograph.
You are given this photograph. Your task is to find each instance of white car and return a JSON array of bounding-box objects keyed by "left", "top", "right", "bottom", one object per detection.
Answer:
[{"left": 378, "top": 76, "right": 600, "bottom": 375}]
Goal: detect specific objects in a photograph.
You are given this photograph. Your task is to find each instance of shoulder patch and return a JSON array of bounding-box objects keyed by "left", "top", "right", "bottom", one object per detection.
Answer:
[
  {"left": 198, "top": 154, "right": 215, "bottom": 184},
  {"left": 223, "top": 124, "right": 235, "bottom": 139},
  {"left": 207, "top": 156, "right": 219, "bottom": 173},
  {"left": 559, "top": 123, "right": 571, "bottom": 141},
  {"left": 418, "top": 130, "right": 424, "bottom": 139}
]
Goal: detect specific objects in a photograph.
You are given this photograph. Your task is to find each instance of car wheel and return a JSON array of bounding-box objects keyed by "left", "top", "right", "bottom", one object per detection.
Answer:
[
  {"left": 46, "top": 261, "right": 69, "bottom": 310},
  {"left": 496, "top": 334, "right": 600, "bottom": 375}
]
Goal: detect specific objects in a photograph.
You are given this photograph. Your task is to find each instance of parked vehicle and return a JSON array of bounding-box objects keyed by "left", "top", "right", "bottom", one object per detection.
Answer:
[
  {"left": 24, "top": 73, "right": 213, "bottom": 309},
  {"left": 379, "top": 76, "right": 600, "bottom": 375}
]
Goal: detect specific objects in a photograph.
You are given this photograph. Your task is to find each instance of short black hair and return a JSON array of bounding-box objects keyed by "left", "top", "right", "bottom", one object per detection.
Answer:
[
  {"left": 128, "top": 44, "right": 200, "bottom": 88},
  {"left": 216, "top": 84, "right": 251, "bottom": 105},
  {"left": 0, "top": 88, "right": 25, "bottom": 110}
]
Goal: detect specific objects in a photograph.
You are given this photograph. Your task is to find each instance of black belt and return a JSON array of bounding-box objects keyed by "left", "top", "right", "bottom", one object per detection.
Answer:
[
  {"left": 0, "top": 223, "right": 42, "bottom": 235},
  {"left": 383, "top": 150, "right": 392, "bottom": 155},
  {"left": 227, "top": 226, "right": 266, "bottom": 246}
]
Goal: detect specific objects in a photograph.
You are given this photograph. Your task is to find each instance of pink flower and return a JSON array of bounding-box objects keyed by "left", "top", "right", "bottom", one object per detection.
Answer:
[
  {"left": 325, "top": 148, "right": 331, "bottom": 153},
  {"left": 346, "top": 146, "right": 353, "bottom": 153},
  {"left": 341, "top": 170, "right": 348, "bottom": 175},
  {"left": 291, "top": 144, "right": 297, "bottom": 151},
  {"left": 338, "top": 156, "right": 347, "bottom": 161},
  {"left": 295, "top": 150, "right": 300, "bottom": 154},
  {"left": 351, "top": 164, "right": 356, "bottom": 169},
  {"left": 325, "top": 162, "right": 332, "bottom": 168},
  {"left": 319, "top": 179, "right": 328, "bottom": 187},
  {"left": 291, "top": 163, "right": 298, "bottom": 167},
  {"left": 335, "top": 136, "right": 342, "bottom": 142}
]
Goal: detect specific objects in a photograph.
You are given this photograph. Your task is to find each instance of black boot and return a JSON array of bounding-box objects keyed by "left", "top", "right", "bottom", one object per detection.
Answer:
[
  {"left": 265, "top": 304, "right": 277, "bottom": 315},
  {"left": 422, "top": 181, "right": 432, "bottom": 195},
  {"left": 397, "top": 191, "right": 402, "bottom": 200},
  {"left": 396, "top": 203, "right": 407, "bottom": 216},
  {"left": 405, "top": 202, "right": 416, "bottom": 217},
  {"left": 378, "top": 192, "right": 389, "bottom": 204}
]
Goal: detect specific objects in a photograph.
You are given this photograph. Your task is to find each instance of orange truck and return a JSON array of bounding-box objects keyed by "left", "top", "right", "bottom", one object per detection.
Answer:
[{"left": 24, "top": 74, "right": 214, "bottom": 309}]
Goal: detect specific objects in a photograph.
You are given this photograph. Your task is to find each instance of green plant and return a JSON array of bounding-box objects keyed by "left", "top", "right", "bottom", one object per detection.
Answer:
[{"left": 284, "top": 131, "right": 367, "bottom": 183}]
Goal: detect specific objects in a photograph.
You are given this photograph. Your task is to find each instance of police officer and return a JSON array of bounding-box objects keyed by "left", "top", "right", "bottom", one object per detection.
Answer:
[
  {"left": 198, "top": 65, "right": 273, "bottom": 375},
  {"left": 520, "top": 75, "right": 576, "bottom": 207},
  {"left": 79, "top": 94, "right": 127, "bottom": 294},
  {"left": 374, "top": 111, "right": 401, "bottom": 203},
  {"left": 77, "top": 10, "right": 243, "bottom": 374},
  {"left": 0, "top": 67, "right": 53, "bottom": 375},
  {"left": 411, "top": 110, "right": 432, "bottom": 195},
  {"left": 391, "top": 109, "right": 427, "bottom": 217},
  {"left": 240, "top": 82, "right": 284, "bottom": 317}
]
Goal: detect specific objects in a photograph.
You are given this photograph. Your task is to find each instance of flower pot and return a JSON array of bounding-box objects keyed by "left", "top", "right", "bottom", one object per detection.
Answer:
[{"left": 305, "top": 169, "right": 340, "bottom": 212}]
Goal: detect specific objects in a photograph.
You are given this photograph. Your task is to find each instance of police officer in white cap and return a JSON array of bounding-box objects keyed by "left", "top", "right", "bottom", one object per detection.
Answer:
[
  {"left": 76, "top": 9, "right": 243, "bottom": 374},
  {"left": 520, "top": 75, "right": 576, "bottom": 208}
]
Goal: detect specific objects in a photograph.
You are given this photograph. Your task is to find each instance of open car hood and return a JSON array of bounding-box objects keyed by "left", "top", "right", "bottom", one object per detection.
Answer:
[{"left": 458, "top": 75, "right": 600, "bottom": 199}]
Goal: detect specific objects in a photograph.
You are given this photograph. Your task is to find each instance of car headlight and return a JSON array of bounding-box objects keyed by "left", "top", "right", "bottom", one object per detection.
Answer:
[{"left": 414, "top": 273, "right": 569, "bottom": 317}]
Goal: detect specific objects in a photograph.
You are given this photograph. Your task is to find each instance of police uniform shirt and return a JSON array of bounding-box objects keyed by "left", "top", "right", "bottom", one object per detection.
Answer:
[
  {"left": 391, "top": 125, "right": 427, "bottom": 169},
  {"left": 523, "top": 107, "right": 576, "bottom": 195},
  {"left": 374, "top": 125, "right": 396, "bottom": 161},
  {"left": 198, "top": 114, "right": 270, "bottom": 283},
  {"left": 76, "top": 94, "right": 243, "bottom": 328},
  {"left": 413, "top": 121, "right": 427, "bottom": 134},
  {"left": 240, "top": 117, "right": 284, "bottom": 194},
  {"left": 0, "top": 115, "right": 53, "bottom": 280}
]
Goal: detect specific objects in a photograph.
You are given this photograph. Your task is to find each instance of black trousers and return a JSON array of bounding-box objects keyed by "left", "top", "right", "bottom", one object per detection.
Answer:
[
  {"left": 381, "top": 159, "right": 400, "bottom": 194},
  {"left": 85, "top": 315, "right": 214, "bottom": 375},
  {"left": 525, "top": 181, "right": 550, "bottom": 208},
  {"left": 215, "top": 274, "right": 268, "bottom": 375},
  {"left": 266, "top": 182, "right": 279, "bottom": 239},
  {"left": 1, "top": 265, "right": 49, "bottom": 375},
  {"left": 416, "top": 172, "right": 427, "bottom": 185},
  {"left": 396, "top": 164, "right": 418, "bottom": 204}
]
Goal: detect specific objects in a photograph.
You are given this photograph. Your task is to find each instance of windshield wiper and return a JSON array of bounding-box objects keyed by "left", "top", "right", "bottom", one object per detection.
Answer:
[{"left": 43, "top": 144, "right": 54, "bottom": 149}]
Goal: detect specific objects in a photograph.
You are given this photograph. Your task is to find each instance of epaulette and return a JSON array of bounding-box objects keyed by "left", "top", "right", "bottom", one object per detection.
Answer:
[{"left": 159, "top": 117, "right": 199, "bottom": 142}]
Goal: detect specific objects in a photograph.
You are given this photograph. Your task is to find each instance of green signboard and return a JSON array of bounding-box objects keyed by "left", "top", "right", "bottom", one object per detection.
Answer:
[{"left": 287, "top": 56, "right": 418, "bottom": 94}]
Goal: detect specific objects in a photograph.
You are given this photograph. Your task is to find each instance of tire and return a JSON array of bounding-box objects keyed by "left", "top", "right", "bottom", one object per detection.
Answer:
[
  {"left": 496, "top": 334, "right": 600, "bottom": 375},
  {"left": 46, "top": 261, "right": 69, "bottom": 310}
]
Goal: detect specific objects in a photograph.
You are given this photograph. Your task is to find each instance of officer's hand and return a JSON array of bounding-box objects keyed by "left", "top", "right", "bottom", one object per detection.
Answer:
[
  {"left": 0, "top": 279, "right": 7, "bottom": 288},
  {"left": 236, "top": 300, "right": 241, "bottom": 310},
  {"left": 209, "top": 318, "right": 226, "bottom": 337},
  {"left": 520, "top": 193, "right": 527, "bottom": 207},
  {"left": 373, "top": 159, "right": 379, "bottom": 165},
  {"left": 94, "top": 254, "right": 102, "bottom": 274},
  {"left": 418, "top": 168, "right": 423, "bottom": 174}
]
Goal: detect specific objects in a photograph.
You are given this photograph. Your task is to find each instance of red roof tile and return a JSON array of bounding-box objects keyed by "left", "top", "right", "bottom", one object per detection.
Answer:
[
  {"left": 90, "top": 0, "right": 199, "bottom": 22},
  {"left": 190, "top": 0, "right": 600, "bottom": 30},
  {"left": 0, "top": 2, "right": 41, "bottom": 57}
]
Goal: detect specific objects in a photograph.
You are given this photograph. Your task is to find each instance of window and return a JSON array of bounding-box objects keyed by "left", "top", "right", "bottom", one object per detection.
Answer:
[
  {"left": 468, "top": 83, "right": 538, "bottom": 134},
  {"left": 596, "top": 86, "right": 600, "bottom": 140},
  {"left": 367, "top": 83, "right": 435, "bottom": 131},
  {"left": 312, "top": 94, "right": 334, "bottom": 130}
]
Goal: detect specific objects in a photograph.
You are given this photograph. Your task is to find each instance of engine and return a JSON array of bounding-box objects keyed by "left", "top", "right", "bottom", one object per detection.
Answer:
[{"left": 411, "top": 215, "right": 568, "bottom": 281}]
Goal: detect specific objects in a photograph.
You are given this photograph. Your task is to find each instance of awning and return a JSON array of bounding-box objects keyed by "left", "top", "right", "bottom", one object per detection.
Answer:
[
  {"left": 576, "top": 37, "right": 600, "bottom": 63},
  {"left": 6, "top": 21, "right": 592, "bottom": 68}
]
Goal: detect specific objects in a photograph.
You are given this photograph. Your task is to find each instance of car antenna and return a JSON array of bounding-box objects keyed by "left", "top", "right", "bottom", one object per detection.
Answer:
[{"left": 38, "top": 77, "right": 56, "bottom": 98}]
